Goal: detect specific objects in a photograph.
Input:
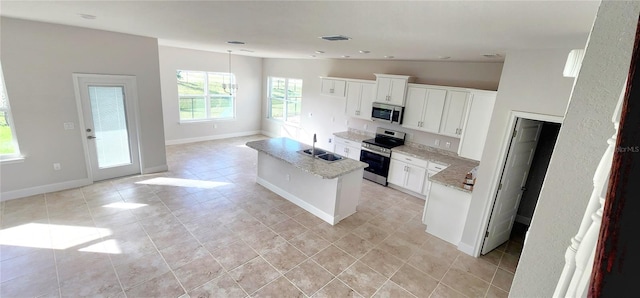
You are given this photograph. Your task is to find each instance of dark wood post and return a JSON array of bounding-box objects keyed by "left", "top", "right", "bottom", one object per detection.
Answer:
[{"left": 589, "top": 15, "right": 640, "bottom": 298}]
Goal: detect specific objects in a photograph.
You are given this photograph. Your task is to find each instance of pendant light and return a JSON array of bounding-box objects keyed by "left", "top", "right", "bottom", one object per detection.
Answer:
[{"left": 223, "top": 50, "right": 237, "bottom": 95}]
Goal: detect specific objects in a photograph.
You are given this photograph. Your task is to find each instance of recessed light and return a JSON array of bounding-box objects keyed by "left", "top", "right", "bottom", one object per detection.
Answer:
[
  {"left": 315, "top": 50, "right": 325, "bottom": 54},
  {"left": 227, "top": 41, "right": 246, "bottom": 45},
  {"left": 384, "top": 55, "right": 395, "bottom": 59},
  {"left": 438, "top": 56, "right": 451, "bottom": 60},
  {"left": 320, "top": 35, "right": 351, "bottom": 41},
  {"left": 359, "top": 50, "right": 370, "bottom": 54},
  {"left": 79, "top": 14, "right": 96, "bottom": 20}
]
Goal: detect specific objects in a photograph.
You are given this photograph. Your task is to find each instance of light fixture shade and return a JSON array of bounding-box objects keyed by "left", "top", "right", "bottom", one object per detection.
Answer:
[{"left": 563, "top": 49, "right": 585, "bottom": 78}]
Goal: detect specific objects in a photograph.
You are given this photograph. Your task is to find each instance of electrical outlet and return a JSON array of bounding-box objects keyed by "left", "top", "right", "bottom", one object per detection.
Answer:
[
  {"left": 445, "top": 142, "right": 451, "bottom": 149},
  {"left": 53, "top": 163, "right": 61, "bottom": 171},
  {"left": 331, "top": 116, "right": 335, "bottom": 122},
  {"left": 308, "top": 112, "right": 313, "bottom": 117},
  {"left": 328, "top": 138, "right": 332, "bottom": 143},
  {"left": 346, "top": 120, "right": 349, "bottom": 126},
  {"left": 435, "top": 139, "right": 440, "bottom": 146},
  {"left": 285, "top": 174, "right": 290, "bottom": 181}
]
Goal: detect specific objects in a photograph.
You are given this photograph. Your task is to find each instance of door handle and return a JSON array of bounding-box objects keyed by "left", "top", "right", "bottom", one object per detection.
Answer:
[{"left": 87, "top": 136, "right": 96, "bottom": 139}]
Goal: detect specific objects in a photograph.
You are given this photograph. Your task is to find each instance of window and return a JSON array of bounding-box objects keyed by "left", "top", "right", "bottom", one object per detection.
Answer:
[
  {"left": 0, "top": 61, "right": 21, "bottom": 160},
  {"left": 177, "top": 70, "right": 235, "bottom": 121},
  {"left": 268, "top": 77, "right": 303, "bottom": 124}
]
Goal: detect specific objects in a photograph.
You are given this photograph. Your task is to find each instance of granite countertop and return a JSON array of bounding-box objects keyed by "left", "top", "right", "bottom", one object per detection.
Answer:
[
  {"left": 333, "top": 130, "right": 374, "bottom": 143},
  {"left": 246, "top": 137, "right": 368, "bottom": 179},
  {"left": 392, "top": 144, "right": 479, "bottom": 193}
]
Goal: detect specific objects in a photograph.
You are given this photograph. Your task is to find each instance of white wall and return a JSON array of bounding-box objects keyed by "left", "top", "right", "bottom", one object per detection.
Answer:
[
  {"left": 510, "top": 2, "right": 640, "bottom": 296},
  {"left": 0, "top": 18, "right": 166, "bottom": 199},
  {"left": 158, "top": 46, "right": 263, "bottom": 144},
  {"left": 458, "top": 49, "right": 577, "bottom": 255},
  {"left": 260, "top": 58, "right": 503, "bottom": 151}
]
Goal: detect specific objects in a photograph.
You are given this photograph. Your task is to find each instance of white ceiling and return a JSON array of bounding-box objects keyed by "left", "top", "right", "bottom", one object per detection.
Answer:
[{"left": 0, "top": 1, "right": 601, "bottom": 62}]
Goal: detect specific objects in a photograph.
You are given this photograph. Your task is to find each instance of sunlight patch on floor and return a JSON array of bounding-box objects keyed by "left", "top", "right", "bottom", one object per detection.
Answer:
[
  {"left": 103, "top": 202, "right": 147, "bottom": 209},
  {"left": 135, "top": 177, "right": 230, "bottom": 189},
  {"left": 0, "top": 223, "right": 110, "bottom": 250},
  {"left": 78, "top": 239, "right": 122, "bottom": 254}
]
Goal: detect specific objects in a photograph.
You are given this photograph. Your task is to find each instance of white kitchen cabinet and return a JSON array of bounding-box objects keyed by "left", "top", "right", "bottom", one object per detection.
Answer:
[
  {"left": 403, "top": 86, "right": 447, "bottom": 133},
  {"left": 458, "top": 90, "right": 497, "bottom": 161},
  {"left": 334, "top": 137, "right": 361, "bottom": 161},
  {"left": 345, "top": 81, "right": 375, "bottom": 120},
  {"left": 388, "top": 152, "right": 427, "bottom": 194},
  {"left": 421, "top": 161, "right": 448, "bottom": 225},
  {"left": 374, "top": 74, "right": 413, "bottom": 106},
  {"left": 439, "top": 90, "right": 470, "bottom": 137},
  {"left": 424, "top": 183, "right": 472, "bottom": 245},
  {"left": 320, "top": 78, "right": 346, "bottom": 98}
]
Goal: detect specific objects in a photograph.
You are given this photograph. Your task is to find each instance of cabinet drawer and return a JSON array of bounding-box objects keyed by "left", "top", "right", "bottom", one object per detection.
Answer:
[
  {"left": 334, "top": 137, "right": 359, "bottom": 147},
  {"left": 428, "top": 162, "right": 448, "bottom": 172},
  {"left": 391, "top": 152, "right": 428, "bottom": 168}
]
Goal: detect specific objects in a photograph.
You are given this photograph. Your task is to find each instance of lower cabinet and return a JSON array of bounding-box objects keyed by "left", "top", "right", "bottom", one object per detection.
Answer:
[
  {"left": 424, "top": 183, "right": 472, "bottom": 245},
  {"left": 334, "top": 137, "right": 361, "bottom": 160},
  {"left": 388, "top": 152, "right": 427, "bottom": 194}
]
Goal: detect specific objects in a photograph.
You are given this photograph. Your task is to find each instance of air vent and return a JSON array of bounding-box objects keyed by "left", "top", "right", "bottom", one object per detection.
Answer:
[{"left": 320, "top": 35, "right": 351, "bottom": 41}]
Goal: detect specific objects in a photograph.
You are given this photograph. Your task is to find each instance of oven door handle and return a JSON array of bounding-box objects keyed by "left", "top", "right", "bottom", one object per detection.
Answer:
[{"left": 360, "top": 146, "right": 391, "bottom": 158}]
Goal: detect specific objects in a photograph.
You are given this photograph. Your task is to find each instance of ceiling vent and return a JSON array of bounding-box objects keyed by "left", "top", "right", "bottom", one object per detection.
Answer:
[{"left": 320, "top": 35, "right": 351, "bottom": 41}]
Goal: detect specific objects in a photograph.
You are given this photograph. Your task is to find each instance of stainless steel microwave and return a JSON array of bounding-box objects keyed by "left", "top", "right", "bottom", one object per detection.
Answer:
[{"left": 371, "top": 102, "right": 404, "bottom": 124}]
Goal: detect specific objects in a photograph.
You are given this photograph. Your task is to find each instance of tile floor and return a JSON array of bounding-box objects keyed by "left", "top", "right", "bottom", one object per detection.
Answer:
[{"left": 0, "top": 135, "right": 522, "bottom": 297}]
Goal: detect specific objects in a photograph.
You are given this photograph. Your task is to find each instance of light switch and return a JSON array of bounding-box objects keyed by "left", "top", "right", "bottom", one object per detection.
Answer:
[{"left": 63, "top": 122, "right": 75, "bottom": 130}]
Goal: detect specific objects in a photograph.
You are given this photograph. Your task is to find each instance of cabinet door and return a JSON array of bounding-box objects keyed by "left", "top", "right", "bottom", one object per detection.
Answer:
[
  {"left": 321, "top": 79, "right": 345, "bottom": 97},
  {"left": 458, "top": 91, "right": 496, "bottom": 161},
  {"left": 375, "top": 77, "right": 391, "bottom": 102},
  {"left": 405, "top": 164, "right": 426, "bottom": 193},
  {"left": 358, "top": 83, "right": 375, "bottom": 120},
  {"left": 402, "top": 87, "right": 426, "bottom": 130},
  {"left": 334, "top": 142, "right": 349, "bottom": 157},
  {"left": 346, "top": 145, "right": 361, "bottom": 160},
  {"left": 345, "top": 82, "right": 362, "bottom": 117},
  {"left": 387, "top": 78, "right": 408, "bottom": 106},
  {"left": 422, "top": 89, "right": 447, "bottom": 133},
  {"left": 440, "top": 90, "right": 470, "bottom": 137},
  {"left": 387, "top": 159, "right": 407, "bottom": 186}
]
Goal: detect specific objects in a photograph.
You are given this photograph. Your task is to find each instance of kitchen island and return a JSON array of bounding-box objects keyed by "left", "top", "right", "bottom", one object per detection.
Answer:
[{"left": 246, "top": 137, "right": 368, "bottom": 225}]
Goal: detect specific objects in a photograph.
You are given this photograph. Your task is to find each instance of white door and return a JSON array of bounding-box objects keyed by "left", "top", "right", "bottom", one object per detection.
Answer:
[
  {"left": 482, "top": 118, "right": 543, "bottom": 254},
  {"left": 74, "top": 74, "right": 141, "bottom": 181}
]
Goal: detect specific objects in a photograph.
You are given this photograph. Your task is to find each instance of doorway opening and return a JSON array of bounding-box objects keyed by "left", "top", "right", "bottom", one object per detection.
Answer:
[{"left": 481, "top": 117, "right": 561, "bottom": 257}]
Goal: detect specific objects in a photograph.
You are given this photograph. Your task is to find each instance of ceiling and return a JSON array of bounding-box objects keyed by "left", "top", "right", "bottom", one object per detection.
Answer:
[{"left": 0, "top": 1, "right": 601, "bottom": 62}]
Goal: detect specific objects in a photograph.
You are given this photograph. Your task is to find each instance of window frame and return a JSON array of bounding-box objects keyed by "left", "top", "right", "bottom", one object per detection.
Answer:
[
  {"left": 267, "top": 77, "right": 303, "bottom": 124},
  {"left": 0, "top": 61, "right": 23, "bottom": 162},
  {"left": 176, "top": 70, "right": 236, "bottom": 123}
]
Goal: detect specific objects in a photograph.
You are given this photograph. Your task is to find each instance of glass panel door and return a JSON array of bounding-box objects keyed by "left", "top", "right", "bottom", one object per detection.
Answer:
[{"left": 88, "top": 86, "right": 132, "bottom": 168}]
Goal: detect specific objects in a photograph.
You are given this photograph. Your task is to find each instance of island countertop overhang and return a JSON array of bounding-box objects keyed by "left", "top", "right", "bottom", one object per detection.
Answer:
[{"left": 246, "top": 137, "right": 368, "bottom": 179}]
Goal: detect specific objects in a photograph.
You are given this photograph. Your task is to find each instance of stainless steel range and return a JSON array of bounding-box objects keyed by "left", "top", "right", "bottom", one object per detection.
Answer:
[{"left": 360, "top": 128, "right": 406, "bottom": 186}]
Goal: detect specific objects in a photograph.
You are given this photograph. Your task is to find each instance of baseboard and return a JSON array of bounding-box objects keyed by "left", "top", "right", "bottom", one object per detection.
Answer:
[
  {"left": 256, "top": 176, "right": 336, "bottom": 225},
  {"left": 0, "top": 178, "right": 92, "bottom": 202},
  {"left": 165, "top": 130, "right": 262, "bottom": 145},
  {"left": 457, "top": 241, "right": 477, "bottom": 257},
  {"left": 143, "top": 164, "right": 169, "bottom": 174},
  {"left": 260, "top": 130, "right": 279, "bottom": 138},
  {"left": 516, "top": 215, "right": 532, "bottom": 226},
  {"left": 388, "top": 183, "right": 426, "bottom": 200}
]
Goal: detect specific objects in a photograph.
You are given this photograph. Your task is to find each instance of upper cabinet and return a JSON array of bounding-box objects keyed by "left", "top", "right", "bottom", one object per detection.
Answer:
[
  {"left": 345, "top": 81, "right": 375, "bottom": 121},
  {"left": 458, "top": 90, "right": 497, "bottom": 160},
  {"left": 439, "top": 90, "right": 470, "bottom": 137},
  {"left": 403, "top": 86, "right": 447, "bottom": 133},
  {"left": 374, "top": 74, "right": 414, "bottom": 106},
  {"left": 320, "top": 77, "right": 346, "bottom": 98}
]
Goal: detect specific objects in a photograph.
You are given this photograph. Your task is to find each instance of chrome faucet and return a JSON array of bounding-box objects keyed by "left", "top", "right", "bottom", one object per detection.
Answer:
[{"left": 312, "top": 133, "right": 317, "bottom": 157}]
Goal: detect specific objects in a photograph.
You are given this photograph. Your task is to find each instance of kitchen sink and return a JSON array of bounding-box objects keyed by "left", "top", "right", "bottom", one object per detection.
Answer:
[
  {"left": 317, "top": 153, "right": 344, "bottom": 162},
  {"left": 298, "top": 149, "right": 345, "bottom": 163},
  {"left": 300, "top": 148, "right": 327, "bottom": 156}
]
